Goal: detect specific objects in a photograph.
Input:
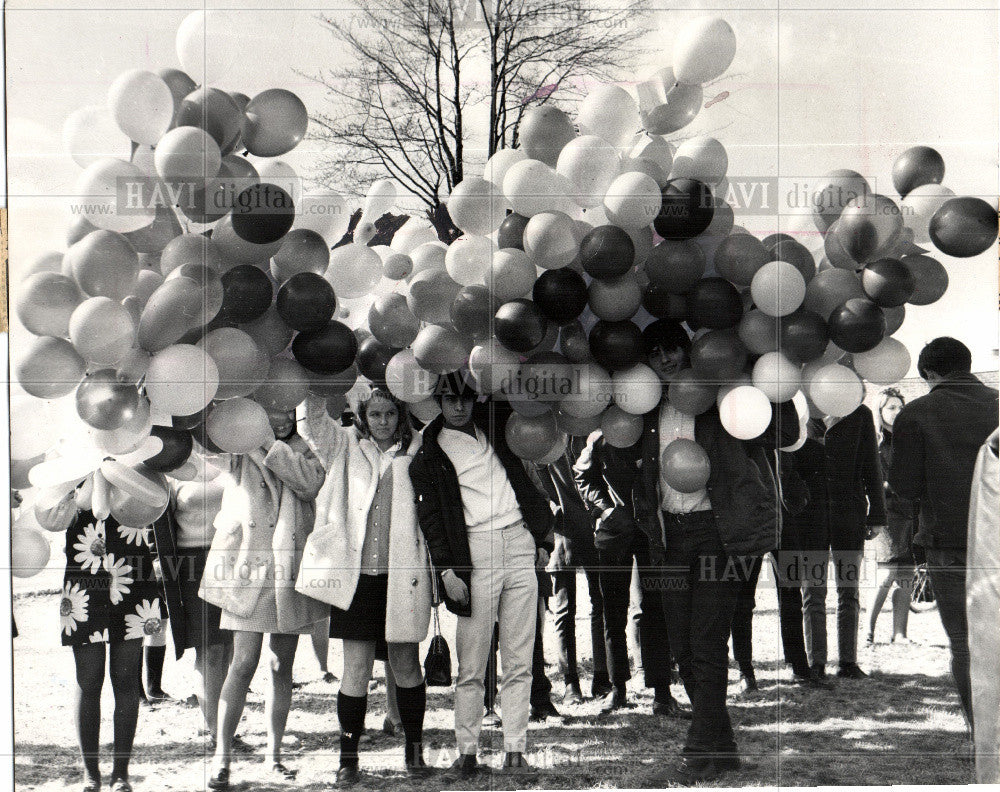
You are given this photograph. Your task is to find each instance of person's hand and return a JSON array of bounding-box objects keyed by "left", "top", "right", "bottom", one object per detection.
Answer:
[
  {"left": 536, "top": 547, "right": 550, "bottom": 568},
  {"left": 441, "top": 569, "right": 469, "bottom": 606},
  {"left": 866, "top": 525, "right": 885, "bottom": 540},
  {"left": 152, "top": 557, "right": 163, "bottom": 581}
]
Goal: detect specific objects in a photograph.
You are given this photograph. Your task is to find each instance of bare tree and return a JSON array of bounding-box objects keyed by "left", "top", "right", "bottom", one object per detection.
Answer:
[{"left": 305, "top": 0, "right": 648, "bottom": 241}]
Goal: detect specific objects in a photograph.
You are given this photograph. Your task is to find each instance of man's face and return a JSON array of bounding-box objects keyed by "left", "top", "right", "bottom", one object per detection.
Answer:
[
  {"left": 647, "top": 345, "right": 688, "bottom": 385},
  {"left": 440, "top": 393, "right": 476, "bottom": 427}
]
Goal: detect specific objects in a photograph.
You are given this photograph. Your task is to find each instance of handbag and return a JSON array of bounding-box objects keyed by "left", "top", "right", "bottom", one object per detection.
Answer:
[{"left": 423, "top": 563, "right": 452, "bottom": 687}]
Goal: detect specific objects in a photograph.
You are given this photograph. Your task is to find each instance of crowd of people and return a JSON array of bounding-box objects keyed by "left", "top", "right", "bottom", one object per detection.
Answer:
[{"left": 34, "top": 327, "right": 998, "bottom": 792}]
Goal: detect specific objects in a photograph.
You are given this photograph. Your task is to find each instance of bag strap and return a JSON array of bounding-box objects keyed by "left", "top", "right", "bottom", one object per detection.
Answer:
[{"left": 426, "top": 546, "right": 442, "bottom": 638}]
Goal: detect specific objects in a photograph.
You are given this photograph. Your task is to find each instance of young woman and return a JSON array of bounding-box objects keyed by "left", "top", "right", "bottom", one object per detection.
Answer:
[
  {"left": 200, "top": 409, "right": 328, "bottom": 790},
  {"left": 297, "top": 387, "right": 432, "bottom": 783},
  {"left": 39, "top": 478, "right": 165, "bottom": 792},
  {"left": 868, "top": 388, "right": 917, "bottom": 643}
]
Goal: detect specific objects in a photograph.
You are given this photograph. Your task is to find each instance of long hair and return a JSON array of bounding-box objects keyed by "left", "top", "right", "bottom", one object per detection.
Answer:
[
  {"left": 875, "top": 387, "right": 905, "bottom": 443},
  {"left": 353, "top": 386, "right": 413, "bottom": 449}
]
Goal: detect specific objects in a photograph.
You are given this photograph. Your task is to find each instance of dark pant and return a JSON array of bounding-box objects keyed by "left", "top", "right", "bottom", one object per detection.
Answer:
[
  {"left": 925, "top": 548, "right": 973, "bottom": 728},
  {"left": 730, "top": 556, "right": 763, "bottom": 675},
  {"left": 660, "top": 511, "right": 745, "bottom": 758},
  {"left": 599, "top": 532, "right": 672, "bottom": 690},
  {"left": 530, "top": 596, "right": 553, "bottom": 707},
  {"left": 771, "top": 551, "right": 811, "bottom": 675},
  {"left": 552, "top": 565, "right": 610, "bottom": 689}
]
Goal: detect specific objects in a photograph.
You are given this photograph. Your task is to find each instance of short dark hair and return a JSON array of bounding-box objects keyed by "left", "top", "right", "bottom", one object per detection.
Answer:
[
  {"left": 641, "top": 319, "right": 692, "bottom": 358},
  {"left": 432, "top": 370, "right": 478, "bottom": 403},
  {"left": 917, "top": 337, "right": 972, "bottom": 380}
]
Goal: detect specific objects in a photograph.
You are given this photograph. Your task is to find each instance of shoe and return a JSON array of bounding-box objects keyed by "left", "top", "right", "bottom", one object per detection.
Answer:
[
  {"left": 482, "top": 707, "right": 502, "bottom": 728},
  {"left": 599, "top": 688, "right": 628, "bottom": 713},
  {"left": 562, "top": 683, "right": 584, "bottom": 706},
  {"left": 837, "top": 663, "right": 868, "bottom": 679},
  {"left": 382, "top": 716, "right": 397, "bottom": 736},
  {"left": 647, "top": 756, "right": 718, "bottom": 785},
  {"left": 808, "top": 665, "right": 835, "bottom": 689},
  {"left": 866, "top": 632, "right": 875, "bottom": 645},
  {"left": 184, "top": 693, "right": 200, "bottom": 707},
  {"left": 738, "top": 672, "right": 759, "bottom": 695},
  {"left": 590, "top": 681, "right": 613, "bottom": 699},
  {"left": 231, "top": 735, "right": 255, "bottom": 755},
  {"left": 405, "top": 744, "right": 435, "bottom": 778},
  {"left": 448, "top": 754, "right": 480, "bottom": 780},
  {"left": 335, "top": 765, "right": 359, "bottom": 786},
  {"left": 206, "top": 767, "right": 229, "bottom": 791},
  {"left": 109, "top": 779, "right": 133, "bottom": 792},
  {"left": 270, "top": 763, "right": 297, "bottom": 781},
  {"left": 891, "top": 635, "right": 914, "bottom": 645},
  {"left": 323, "top": 671, "right": 338, "bottom": 683},
  {"left": 530, "top": 699, "right": 562, "bottom": 722},
  {"left": 146, "top": 688, "right": 172, "bottom": 703},
  {"left": 652, "top": 697, "right": 693, "bottom": 720},
  {"left": 81, "top": 778, "right": 101, "bottom": 792},
  {"left": 501, "top": 752, "right": 538, "bottom": 777}
]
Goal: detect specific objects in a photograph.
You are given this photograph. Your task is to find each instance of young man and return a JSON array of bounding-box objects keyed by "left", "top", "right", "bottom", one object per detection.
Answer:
[
  {"left": 409, "top": 373, "right": 553, "bottom": 778},
  {"left": 889, "top": 337, "right": 998, "bottom": 730}
]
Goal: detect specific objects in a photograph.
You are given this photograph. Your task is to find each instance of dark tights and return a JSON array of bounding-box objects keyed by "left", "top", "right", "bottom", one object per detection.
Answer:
[{"left": 73, "top": 640, "right": 143, "bottom": 784}]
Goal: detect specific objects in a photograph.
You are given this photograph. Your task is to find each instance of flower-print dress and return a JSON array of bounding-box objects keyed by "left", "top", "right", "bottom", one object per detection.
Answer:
[{"left": 61, "top": 509, "right": 164, "bottom": 646}]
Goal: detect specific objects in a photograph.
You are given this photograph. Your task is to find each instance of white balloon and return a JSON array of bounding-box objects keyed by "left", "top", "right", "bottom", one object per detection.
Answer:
[
  {"left": 503, "top": 159, "right": 558, "bottom": 217},
  {"left": 673, "top": 16, "right": 737, "bottom": 85},
  {"left": 718, "top": 385, "right": 772, "bottom": 440},
  {"left": 409, "top": 242, "right": 448, "bottom": 276},
  {"left": 176, "top": 10, "right": 239, "bottom": 84},
  {"left": 752, "top": 352, "right": 802, "bottom": 403},
  {"left": 12, "top": 526, "right": 51, "bottom": 578},
  {"left": 391, "top": 218, "right": 440, "bottom": 254},
  {"left": 364, "top": 178, "right": 397, "bottom": 218},
  {"left": 627, "top": 134, "right": 674, "bottom": 177},
  {"left": 560, "top": 364, "right": 613, "bottom": 418},
  {"left": 852, "top": 337, "right": 911, "bottom": 385},
  {"left": 901, "top": 184, "right": 956, "bottom": 244},
  {"left": 751, "top": 260, "right": 806, "bottom": 318},
  {"left": 63, "top": 105, "right": 133, "bottom": 168},
  {"left": 445, "top": 235, "right": 496, "bottom": 286},
  {"left": 577, "top": 86, "right": 641, "bottom": 148},
  {"left": 484, "top": 148, "right": 527, "bottom": 189},
  {"left": 107, "top": 70, "right": 174, "bottom": 146},
  {"left": 611, "top": 363, "right": 663, "bottom": 415},
  {"left": 670, "top": 136, "right": 728, "bottom": 185},
  {"left": 523, "top": 212, "right": 579, "bottom": 269},
  {"left": 603, "top": 171, "right": 662, "bottom": 230},
  {"left": 448, "top": 177, "right": 510, "bottom": 235},
  {"left": 556, "top": 136, "right": 621, "bottom": 209},
  {"left": 808, "top": 363, "right": 864, "bottom": 418},
  {"left": 72, "top": 158, "right": 156, "bottom": 233},
  {"left": 326, "top": 243, "right": 383, "bottom": 299},
  {"left": 469, "top": 339, "right": 520, "bottom": 394},
  {"left": 488, "top": 249, "right": 536, "bottom": 300},
  {"left": 294, "top": 191, "right": 350, "bottom": 244}
]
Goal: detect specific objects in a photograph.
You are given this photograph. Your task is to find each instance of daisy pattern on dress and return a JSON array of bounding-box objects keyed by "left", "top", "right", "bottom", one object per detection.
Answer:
[
  {"left": 117, "top": 525, "right": 149, "bottom": 547},
  {"left": 89, "top": 628, "right": 109, "bottom": 644},
  {"left": 104, "top": 554, "right": 134, "bottom": 605},
  {"left": 60, "top": 583, "right": 89, "bottom": 636},
  {"left": 124, "top": 598, "right": 162, "bottom": 641},
  {"left": 73, "top": 521, "right": 107, "bottom": 574}
]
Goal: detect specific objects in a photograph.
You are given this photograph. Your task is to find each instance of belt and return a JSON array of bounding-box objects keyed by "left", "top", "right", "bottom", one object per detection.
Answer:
[{"left": 661, "top": 509, "right": 714, "bottom": 524}]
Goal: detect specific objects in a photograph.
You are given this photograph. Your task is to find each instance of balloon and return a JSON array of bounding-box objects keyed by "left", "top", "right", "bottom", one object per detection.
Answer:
[
  {"left": 803, "top": 268, "right": 866, "bottom": 319},
  {"left": 852, "top": 337, "right": 911, "bottom": 385},
  {"left": 166, "top": 263, "right": 224, "bottom": 326},
  {"left": 307, "top": 363, "right": 360, "bottom": 399},
  {"left": 861, "top": 258, "right": 915, "bottom": 307},
  {"left": 468, "top": 340, "right": 520, "bottom": 395},
  {"left": 737, "top": 309, "right": 779, "bottom": 355},
  {"left": 16, "top": 272, "right": 82, "bottom": 337},
  {"left": 687, "top": 277, "right": 743, "bottom": 329},
  {"left": 900, "top": 254, "right": 949, "bottom": 306},
  {"left": 612, "top": 363, "right": 663, "bottom": 415},
  {"left": 446, "top": 235, "right": 496, "bottom": 285},
  {"left": 827, "top": 298, "right": 885, "bottom": 353},
  {"left": 751, "top": 260, "right": 806, "bottom": 318},
  {"left": 176, "top": 87, "right": 243, "bottom": 152},
  {"left": 354, "top": 336, "right": 397, "bottom": 384},
  {"left": 123, "top": 204, "right": 183, "bottom": 256},
  {"left": 808, "top": 363, "right": 864, "bottom": 418},
  {"left": 883, "top": 305, "right": 906, "bottom": 336},
  {"left": 690, "top": 329, "right": 747, "bottom": 384},
  {"left": 644, "top": 240, "right": 705, "bottom": 293},
  {"left": 577, "top": 85, "right": 639, "bottom": 147},
  {"left": 412, "top": 325, "right": 471, "bottom": 375},
  {"left": 670, "top": 136, "right": 728, "bottom": 185},
  {"left": 558, "top": 321, "right": 593, "bottom": 364},
  {"left": 497, "top": 212, "right": 531, "bottom": 250},
  {"left": 367, "top": 293, "right": 420, "bottom": 349},
  {"left": 72, "top": 158, "right": 156, "bottom": 234},
  {"left": 533, "top": 269, "right": 589, "bottom": 325},
  {"left": 382, "top": 253, "right": 413, "bottom": 280},
  {"left": 292, "top": 320, "right": 358, "bottom": 375},
  {"left": 109, "top": 466, "right": 169, "bottom": 526},
  {"left": 451, "top": 285, "right": 496, "bottom": 341},
  {"left": 488, "top": 249, "right": 536, "bottom": 301},
  {"left": 673, "top": 16, "right": 737, "bottom": 84},
  {"left": 901, "top": 184, "right": 955, "bottom": 244},
  {"left": 154, "top": 126, "right": 221, "bottom": 181},
  {"left": 811, "top": 170, "right": 870, "bottom": 233},
  {"left": 12, "top": 527, "right": 51, "bottom": 578},
  {"left": 557, "top": 136, "right": 622, "bottom": 209},
  {"left": 601, "top": 405, "right": 643, "bottom": 448},
  {"left": 408, "top": 397, "right": 441, "bottom": 425},
  {"left": 779, "top": 309, "right": 829, "bottom": 364},
  {"left": 523, "top": 212, "right": 579, "bottom": 269},
  {"left": 137, "top": 276, "right": 205, "bottom": 352},
  {"left": 714, "top": 234, "right": 769, "bottom": 287},
  {"left": 68, "top": 297, "right": 135, "bottom": 366},
  {"left": 655, "top": 179, "right": 714, "bottom": 240},
  {"left": 589, "top": 275, "right": 643, "bottom": 322},
  {"left": 495, "top": 300, "right": 548, "bottom": 354},
  {"left": 93, "top": 396, "right": 153, "bottom": 455},
  {"left": 156, "top": 67, "right": 197, "bottom": 124},
  {"left": 767, "top": 239, "right": 816, "bottom": 283},
  {"left": 484, "top": 148, "right": 528, "bottom": 189},
  {"left": 661, "top": 439, "right": 711, "bottom": 493},
  {"left": 326, "top": 243, "right": 383, "bottom": 299},
  {"left": 718, "top": 385, "right": 772, "bottom": 441},
  {"left": 276, "top": 272, "right": 337, "bottom": 332},
  {"left": 588, "top": 320, "right": 643, "bottom": 371},
  {"left": 643, "top": 285, "right": 687, "bottom": 321},
  {"left": 63, "top": 104, "right": 132, "bottom": 167},
  {"left": 503, "top": 159, "right": 559, "bottom": 217},
  {"left": 217, "top": 265, "right": 273, "bottom": 324},
  {"left": 108, "top": 70, "right": 173, "bottom": 145},
  {"left": 144, "top": 426, "right": 193, "bottom": 472},
  {"left": 175, "top": 10, "right": 239, "bottom": 84},
  {"left": 636, "top": 67, "right": 703, "bottom": 135},
  {"left": 410, "top": 242, "right": 447, "bottom": 276},
  {"left": 892, "top": 146, "right": 945, "bottom": 199},
  {"left": 752, "top": 352, "right": 801, "bottom": 403},
  {"left": 76, "top": 369, "right": 140, "bottom": 430},
  {"left": 602, "top": 171, "right": 661, "bottom": 231},
  {"left": 834, "top": 194, "right": 904, "bottom": 264},
  {"left": 294, "top": 191, "right": 351, "bottom": 244},
  {"left": 160, "top": 234, "right": 224, "bottom": 276},
  {"left": 229, "top": 183, "right": 295, "bottom": 245},
  {"left": 15, "top": 336, "right": 86, "bottom": 399},
  {"left": 504, "top": 411, "right": 560, "bottom": 461},
  {"left": 447, "top": 177, "right": 510, "bottom": 234},
  {"left": 385, "top": 349, "right": 437, "bottom": 403},
  {"left": 518, "top": 105, "right": 576, "bottom": 167},
  {"left": 929, "top": 197, "right": 998, "bottom": 258},
  {"left": 203, "top": 399, "right": 272, "bottom": 454},
  {"left": 407, "top": 268, "right": 463, "bottom": 325},
  {"left": 580, "top": 225, "right": 635, "bottom": 279},
  {"left": 64, "top": 230, "right": 140, "bottom": 302},
  {"left": 199, "top": 328, "right": 270, "bottom": 399},
  {"left": 145, "top": 344, "right": 219, "bottom": 415},
  {"left": 254, "top": 358, "right": 311, "bottom": 412},
  {"left": 667, "top": 369, "right": 718, "bottom": 415}
]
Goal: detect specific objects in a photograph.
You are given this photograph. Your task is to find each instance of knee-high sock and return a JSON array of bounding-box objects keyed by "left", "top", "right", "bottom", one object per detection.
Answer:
[
  {"left": 337, "top": 692, "right": 368, "bottom": 768},
  {"left": 145, "top": 645, "right": 166, "bottom": 693},
  {"left": 395, "top": 682, "right": 426, "bottom": 756}
]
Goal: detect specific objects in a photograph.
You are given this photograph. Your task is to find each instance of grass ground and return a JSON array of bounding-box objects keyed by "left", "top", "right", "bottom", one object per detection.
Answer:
[{"left": 14, "top": 566, "right": 972, "bottom": 790}]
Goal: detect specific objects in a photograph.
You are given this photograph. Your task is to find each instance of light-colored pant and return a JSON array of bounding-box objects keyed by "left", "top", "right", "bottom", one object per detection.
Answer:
[
  {"left": 802, "top": 548, "right": 864, "bottom": 667},
  {"left": 455, "top": 520, "right": 538, "bottom": 755}
]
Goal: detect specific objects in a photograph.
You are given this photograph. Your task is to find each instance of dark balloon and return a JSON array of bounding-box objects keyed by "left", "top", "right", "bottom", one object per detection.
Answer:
[
  {"left": 156, "top": 68, "right": 198, "bottom": 125},
  {"left": 276, "top": 272, "right": 337, "bottom": 332},
  {"left": 687, "top": 277, "right": 743, "bottom": 329},
  {"left": 761, "top": 233, "right": 796, "bottom": 250},
  {"left": 901, "top": 254, "right": 949, "bottom": 306},
  {"left": 644, "top": 239, "right": 705, "bottom": 293},
  {"left": 667, "top": 368, "right": 718, "bottom": 415},
  {"left": 533, "top": 269, "right": 588, "bottom": 325},
  {"left": 144, "top": 425, "right": 194, "bottom": 472},
  {"left": 654, "top": 179, "right": 714, "bottom": 241},
  {"left": 176, "top": 88, "right": 243, "bottom": 152},
  {"left": 779, "top": 309, "right": 829, "bottom": 363},
  {"left": 883, "top": 304, "right": 906, "bottom": 335},
  {"left": 588, "top": 320, "right": 643, "bottom": 371},
  {"left": 642, "top": 285, "right": 687, "bottom": 320},
  {"left": 861, "top": 258, "right": 915, "bottom": 307},
  {"left": 928, "top": 196, "right": 998, "bottom": 258},
  {"left": 558, "top": 321, "right": 592, "bottom": 363},
  {"left": 495, "top": 299, "right": 548, "bottom": 354},
  {"left": 892, "top": 146, "right": 945, "bottom": 199},
  {"left": 219, "top": 264, "right": 273, "bottom": 324},
  {"left": 713, "top": 234, "right": 769, "bottom": 287},
  {"left": 827, "top": 298, "right": 886, "bottom": 353},
  {"left": 767, "top": 239, "right": 816, "bottom": 283},
  {"left": 451, "top": 285, "right": 496, "bottom": 340},
  {"left": 355, "top": 336, "right": 398, "bottom": 384},
  {"left": 580, "top": 225, "right": 635, "bottom": 279},
  {"left": 172, "top": 406, "right": 209, "bottom": 431},
  {"left": 497, "top": 213, "right": 530, "bottom": 250},
  {"left": 690, "top": 329, "right": 747, "bottom": 384},
  {"left": 76, "top": 369, "right": 140, "bottom": 431},
  {"left": 230, "top": 183, "right": 295, "bottom": 245},
  {"left": 292, "top": 320, "right": 359, "bottom": 375}
]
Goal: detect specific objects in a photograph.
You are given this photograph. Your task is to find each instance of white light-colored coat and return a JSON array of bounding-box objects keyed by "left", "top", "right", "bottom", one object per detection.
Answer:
[
  {"left": 296, "top": 395, "right": 431, "bottom": 644},
  {"left": 199, "top": 437, "right": 329, "bottom": 634}
]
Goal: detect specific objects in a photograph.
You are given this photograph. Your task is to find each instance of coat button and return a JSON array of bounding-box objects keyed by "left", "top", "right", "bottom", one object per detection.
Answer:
[
  {"left": 260, "top": 482, "right": 267, "bottom": 488},
  {"left": 411, "top": 577, "right": 418, "bottom": 586},
  {"left": 249, "top": 521, "right": 256, "bottom": 528}
]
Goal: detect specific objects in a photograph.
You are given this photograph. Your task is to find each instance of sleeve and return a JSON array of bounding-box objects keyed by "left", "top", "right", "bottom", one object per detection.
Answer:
[
  {"left": 572, "top": 431, "right": 616, "bottom": 518},
  {"left": 752, "top": 399, "right": 801, "bottom": 448},
  {"left": 298, "top": 393, "right": 349, "bottom": 469},
  {"left": 859, "top": 413, "right": 887, "bottom": 525},
  {"left": 263, "top": 438, "right": 327, "bottom": 501},
  {"left": 409, "top": 455, "right": 456, "bottom": 570},
  {"left": 887, "top": 408, "right": 924, "bottom": 501}
]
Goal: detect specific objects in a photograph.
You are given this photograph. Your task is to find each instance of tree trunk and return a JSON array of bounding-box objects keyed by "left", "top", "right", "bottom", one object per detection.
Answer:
[{"left": 427, "top": 202, "right": 462, "bottom": 244}]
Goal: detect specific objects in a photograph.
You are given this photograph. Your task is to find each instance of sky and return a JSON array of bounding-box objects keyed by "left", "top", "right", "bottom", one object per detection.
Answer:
[{"left": 5, "top": 0, "right": 999, "bottom": 374}]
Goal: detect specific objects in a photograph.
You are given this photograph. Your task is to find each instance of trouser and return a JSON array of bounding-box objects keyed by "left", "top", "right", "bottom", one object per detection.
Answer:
[
  {"left": 552, "top": 564, "right": 610, "bottom": 689},
  {"left": 660, "top": 511, "right": 745, "bottom": 758},
  {"left": 730, "top": 556, "right": 763, "bottom": 675},
  {"left": 530, "top": 595, "right": 553, "bottom": 707},
  {"left": 770, "top": 543, "right": 811, "bottom": 675},
  {"left": 925, "top": 548, "right": 973, "bottom": 728},
  {"left": 455, "top": 521, "right": 538, "bottom": 755},
  {"left": 598, "top": 531, "right": 672, "bottom": 691},
  {"left": 801, "top": 543, "right": 864, "bottom": 669}
]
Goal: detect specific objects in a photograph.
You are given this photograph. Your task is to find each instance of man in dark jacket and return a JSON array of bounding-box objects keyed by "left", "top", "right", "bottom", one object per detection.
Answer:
[
  {"left": 409, "top": 373, "right": 553, "bottom": 778},
  {"left": 889, "top": 337, "right": 999, "bottom": 729}
]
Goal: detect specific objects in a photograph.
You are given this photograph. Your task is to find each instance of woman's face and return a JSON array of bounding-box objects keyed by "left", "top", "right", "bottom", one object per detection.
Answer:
[
  {"left": 267, "top": 410, "right": 296, "bottom": 440},
  {"left": 881, "top": 397, "right": 904, "bottom": 429},
  {"left": 364, "top": 395, "right": 399, "bottom": 443}
]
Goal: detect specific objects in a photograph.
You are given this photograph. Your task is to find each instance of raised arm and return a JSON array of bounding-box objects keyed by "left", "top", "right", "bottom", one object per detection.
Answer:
[
  {"left": 298, "top": 393, "right": 350, "bottom": 469},
  {"left": 263, "top": 437, "right": 327, "bottom": 501}
]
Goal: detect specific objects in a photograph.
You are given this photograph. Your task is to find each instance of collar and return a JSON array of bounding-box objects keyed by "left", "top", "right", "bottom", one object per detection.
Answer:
[{"left": 931, "top": 372, "right": 985, "bottom": 391}]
